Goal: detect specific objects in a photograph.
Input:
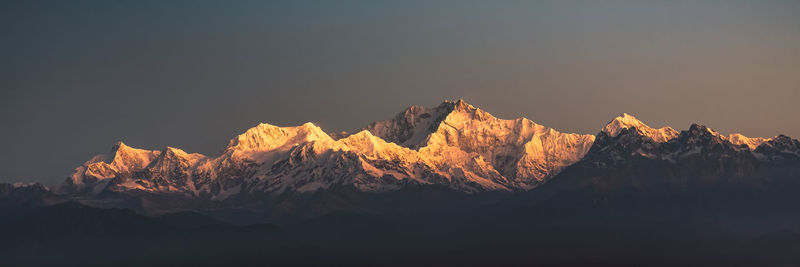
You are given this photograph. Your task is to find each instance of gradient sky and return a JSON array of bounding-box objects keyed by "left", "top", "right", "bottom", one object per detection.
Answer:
[{"left": 2, "top": 0, "right": 799, "bottom": 185}]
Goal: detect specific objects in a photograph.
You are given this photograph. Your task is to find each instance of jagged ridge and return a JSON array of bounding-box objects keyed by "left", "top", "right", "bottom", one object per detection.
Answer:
[
  {"left": 61, "top": 100, "right": 596, "bottom": 197},
  {"left": 60, "top": 100, "right": 796, "bottom": 201}
]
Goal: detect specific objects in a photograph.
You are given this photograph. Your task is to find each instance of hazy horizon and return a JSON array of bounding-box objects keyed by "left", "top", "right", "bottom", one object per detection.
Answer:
[{"left": 2, "top": 0, "right": 799, "bottom": 185}]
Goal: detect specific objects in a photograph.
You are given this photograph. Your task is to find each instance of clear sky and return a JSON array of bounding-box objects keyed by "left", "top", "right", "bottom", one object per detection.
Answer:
[{"left": 2, "top": 0, "right": 799, "bottom": 185}]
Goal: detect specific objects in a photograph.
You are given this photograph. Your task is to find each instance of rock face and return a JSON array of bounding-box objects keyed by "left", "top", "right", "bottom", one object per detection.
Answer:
[
  {"left": 754, "top": 135, "right": 800, "bottom": 163},
  {"left": 60, "top": 100, "right": 596, "bottom": 198}
]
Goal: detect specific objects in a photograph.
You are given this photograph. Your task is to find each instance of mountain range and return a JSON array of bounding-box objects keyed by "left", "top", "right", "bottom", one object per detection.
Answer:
[
  {"left": 61, "top": 100, "right": 599, "bottom": 197},
  {"left": 41, "top": 99, "right": 797, "bottom": 219},
  {"left": 4, "top": 99, "right": 800, "bottom": 265}
]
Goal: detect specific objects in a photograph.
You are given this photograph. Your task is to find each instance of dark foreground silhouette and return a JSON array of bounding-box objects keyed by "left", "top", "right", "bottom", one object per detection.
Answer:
[{"left": 3, "top": 197, "right": 800, "bottom": 266}]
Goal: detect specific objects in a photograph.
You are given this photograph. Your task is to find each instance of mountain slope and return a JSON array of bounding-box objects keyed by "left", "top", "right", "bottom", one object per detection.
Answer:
[{"left": 367, "top": 100, "right": 596, "bottom": 189}]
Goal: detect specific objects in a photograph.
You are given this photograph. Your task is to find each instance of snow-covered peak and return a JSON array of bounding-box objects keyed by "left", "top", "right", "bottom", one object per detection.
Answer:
[
  {"left": 62, "top": 142, "right": 161, "bottom": 193},
  {"left": 337, "top": 130, "right": 417, "bottom": 160},
  {"left": 163, "top": 146, "right": 187, "bottom": 156},
  {"left": 413, "top": 101, "right": 595, "bottom": 186},
  {"left": 602, "top": 113, "right": 678, "bottom": 143},
  {"left": 338, "top": 130, "right": 382, "bottom": 149},
  {"left": 361, "top": 100, "right": 597, "bottom": 187},
  {"left": 366, "top": 103, "right": 450, "bottom": 148},
  {"left": 111, "top": 141, "right": 157, "bottom": 160},
  {"left": 140, "top": 146, "right": 208, "bottom": 186},
  {"left": 602, "top": 113, "right": 644, "bottom": 136},
  {"left": 446, "top": 98, "right": 477, "bottom": 112},
  {"left": 225, "top": 122, "right": 332, "bottom": 153},
  {"left": 366, "top": 99, "right": 498, "bottom": 149},
  {"left": 725, "top": 133, "right": 771, "bottom": 150},
  {"left": 111, "top": 141, "right": 128, "bottom": 151},
  {"left": 158, "top": 146, "right": 207, "bottom": 163},
  {"left": 439, "top": 99, "right": 495, "bottom": 123},
  {"left": 107, "top": 142, "right": 161, "bottom": 173}
]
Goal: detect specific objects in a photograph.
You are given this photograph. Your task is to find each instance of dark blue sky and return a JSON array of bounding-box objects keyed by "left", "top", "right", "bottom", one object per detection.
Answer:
[{"left": 2, "top": 0, "right": 799, "bottom": 185}]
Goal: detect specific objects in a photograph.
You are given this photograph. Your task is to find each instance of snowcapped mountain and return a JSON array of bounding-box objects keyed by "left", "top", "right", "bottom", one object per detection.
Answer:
[
  {"left": 726, "top": 133, "right": 771, "bottom": 150},
  {"left": 535, "top": 114, "right": 800, "bottom": 204},
  {"left": 754, "top": 135, "right": 800, "bottom": 162},
  {"left": 60, "top": 100, "right": 596, "bottom": 198},
  {"left": 364, "top": 100, "right": 596, "bottom": 189},
  {"left": 588, "top": 116, "right": 773, "bottom": 168},
  {"left": 601, "top": 113, "right": 679, "bottom": 143},
  {"left": 62, "top": 142, "right": 162, "bottom": 194},
  {"left": 56, "top": 99, "right": 799, "bottom": 220},
  {"left": 14, "top": 103, "right": 800, "bottom": 264},
  {"left": 588, "top": 113, "right": 791, "bottom": 166}
]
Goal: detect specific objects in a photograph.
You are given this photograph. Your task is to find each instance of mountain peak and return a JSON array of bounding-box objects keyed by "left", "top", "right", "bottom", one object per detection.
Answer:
[
  {"left": 338, "top": 130, "right": 381, "bottom": 147},
  {"left": 108, "top": 141, "right": 158, "bottom": 159},
  {"left": 445, "top": 99, "right": 472, "bottom": 110},
  {"left": 439, "top": 99, "right": 481, "bottom": 113},
  {"left": 103, "top": 141, "right": 161, "bottom": 175},
  {"left": 337, "top": 130, "right": 407, "bottom": 158},
  {"left": 603, "top": 113, "right": 644, "bottom": 135},
  {"left": 347, "top": 129, "right": 376, "bottom": 139},
  {"left": 366, "top": 103, "right": 451, "bottom": 148},
  {"left": 149, "top": 146, "right": 206, "bottom": 173},
  {"left": 366, "top": 99, "right": 502, "bottom": 149},
  {"left": 618, "top": 112, "right": 636, "bottom": 120},
  {"left": 300, "top": 122, "right": 322, "bottom": 130},
  {"left": 758, "top": 135, "right": 800, "bottom": 150},
  {"left": 602, "top": 113, "right": 678, "bottom": 143},
  {"left": 726, "top": 133, "right": 770, "bottom": 150},
  {"left": 161, "top": 146, "right": 189, "bottom": 157},
  {"left": 225, "top": 122, "right": 332, "bottom": 156},
  {"left": 680, "top": 124, "right": 730, "bottom": 144},
  {"left": 752, "top": 135, "right": 800, "bottom": 162},
  {"left": 111, "top": 141, "right": 132, "bottom": 153},
  {"left": 688, "top": 123, "right": 710, "bottom": 133}
]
